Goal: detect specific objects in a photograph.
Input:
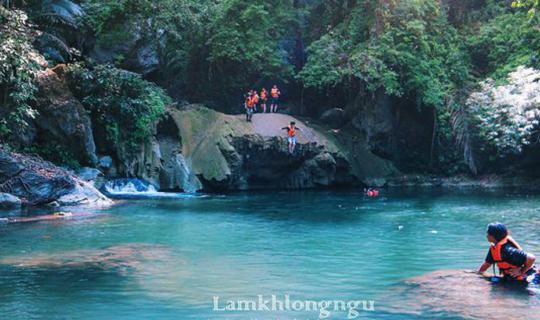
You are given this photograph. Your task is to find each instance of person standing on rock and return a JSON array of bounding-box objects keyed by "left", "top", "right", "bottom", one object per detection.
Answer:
[
  {"left": 270, "top": 85, "right": 281, "bottom": 113},
  {"left": 245, "top": 90, "right": 256, "bottom": 122},
  {"left": 251, "top": 90, "right": 260, "bottom": 113},
  {"left": 282, "top": 121, "right": 301, "bottom": 154},
  {"left": 260, "top": 88, "right": 268, "bottom": 113}
]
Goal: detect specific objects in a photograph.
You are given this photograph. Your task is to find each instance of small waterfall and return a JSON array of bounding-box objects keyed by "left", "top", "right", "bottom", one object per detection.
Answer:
[
  {"left": 174, "top": 154, "right": 202, "bottom": 193},
  {"left": 102, "top": 178, "right": 207, "bottom": 199},
  {"left": 103, "top": 178, "right": 158, "bottom": 196}
]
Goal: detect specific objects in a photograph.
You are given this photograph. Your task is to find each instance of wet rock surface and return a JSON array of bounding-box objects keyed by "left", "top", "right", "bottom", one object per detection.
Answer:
[
  {"left": 383, "top": 270, "right": 540, "bottom": 319},
  {"left": 0, "top": 243, "right": 172, "bottom": 274}
]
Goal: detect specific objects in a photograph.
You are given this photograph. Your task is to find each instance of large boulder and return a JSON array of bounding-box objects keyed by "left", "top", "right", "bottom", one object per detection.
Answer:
[
  {"left": 0, "top": 193, "right": 21, "bottom": 209},
  {"left": 34, "top": 65, "right": 98, "bottom": 166},
  {"left": 116, "top": 105, "right": 397, "bottom": 192},
  {"left": 0, "top": 147, "right": 111, "bottom": 206}
]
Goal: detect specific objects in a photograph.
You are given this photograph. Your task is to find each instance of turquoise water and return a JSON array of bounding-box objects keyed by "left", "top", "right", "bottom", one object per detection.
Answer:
[{"left": 1, "top": 190, "right": 540, "bottom": 319}]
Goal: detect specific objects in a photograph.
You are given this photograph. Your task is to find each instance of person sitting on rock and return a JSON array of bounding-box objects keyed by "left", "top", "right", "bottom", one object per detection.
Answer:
[
  {"left": 270, "top": 85, "right": 281, "bottom": 113},
  {"left": 478, "top": 222, "right": 539, "bottom": 283},
  {"left": 282, "top": 121, "right": 301, "bottom": 154},
  {"left": 260, "top": 88, "right": 268, "bottom": 113}
]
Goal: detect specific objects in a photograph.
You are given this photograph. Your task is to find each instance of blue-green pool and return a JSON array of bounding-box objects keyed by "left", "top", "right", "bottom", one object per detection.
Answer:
[{"left": 1, "top": 190, "right": 539, "bottom": 319}]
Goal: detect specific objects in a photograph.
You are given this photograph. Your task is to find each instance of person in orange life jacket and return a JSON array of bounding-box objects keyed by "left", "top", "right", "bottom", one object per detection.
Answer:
[
  {"left": 260, "top": 88, "right": 268, "bottom": 113},
  {"left": 244, "top": 90, "right": 256, "bottom": 122},
  {"left": 251, "top": 90, "right": 260, "bottom": 113},
  {"left": 478, "top": 222, "right": 537, "bottom": 282},
  {"left": 270, "top": 85, "right": 281, "bottom": 113},
  {"left": 281, "top": 121, "right": 301, "bottom": 154}
]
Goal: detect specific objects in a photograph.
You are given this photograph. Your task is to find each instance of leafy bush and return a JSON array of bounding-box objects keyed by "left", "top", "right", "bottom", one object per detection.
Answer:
[
  {"left": 67, "top": 63, "right": 171, "bottom": 154},
  {"left": 0, "top": 7, "right": 43, "bottom": 139},
  {"left": 467, "top": 66, "right": 540, "bottom": 156}
]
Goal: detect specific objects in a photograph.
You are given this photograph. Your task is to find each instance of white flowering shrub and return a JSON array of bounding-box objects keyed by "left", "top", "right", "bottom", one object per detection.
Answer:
[{"left": 467, "top": 66, "right": 540, "bottom": 155}]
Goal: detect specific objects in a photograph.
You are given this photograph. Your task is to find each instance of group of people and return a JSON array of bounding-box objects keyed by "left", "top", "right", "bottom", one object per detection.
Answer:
[
  {"left": 244, "top": 85, "right": 281, "bottom": 122},
  {"left": 242, "top": 85, "right": 299, "bottom": 154}
]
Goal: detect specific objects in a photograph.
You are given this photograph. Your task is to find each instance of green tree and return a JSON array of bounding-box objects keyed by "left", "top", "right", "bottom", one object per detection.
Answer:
[
  {"left": 299, "top": 0, "right": 469, "bottom": 109},
  {"left": 468, "top": 12, "right": 540, "bottom": 80},
  {"left": 0, "top": 7, "right": 43, "bottom": 139}
]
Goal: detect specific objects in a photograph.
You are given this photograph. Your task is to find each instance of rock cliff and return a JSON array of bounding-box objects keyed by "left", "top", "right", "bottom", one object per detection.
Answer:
[{"left": 113, "top": 105, "right": 397, "bottom": 192}]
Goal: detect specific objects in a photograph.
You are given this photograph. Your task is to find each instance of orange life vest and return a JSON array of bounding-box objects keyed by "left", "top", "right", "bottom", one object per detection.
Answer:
[
  {"left": 252, "top": 94, "right": 259, "bottom": 104},
  {"left": 271, "top": 88, "right": 279, "bottom": 98},
  {"left": 288, "top": 125, "right": 296, "bottom": 137},
  {"left": 246, "top": 96, "right": 255, "bottom": 108},
  {"left": 490, "top": 236, "right": 524, "bottom": 280},
  {"left": 260, "top": 90, "right": 267, "bottom": 100}
]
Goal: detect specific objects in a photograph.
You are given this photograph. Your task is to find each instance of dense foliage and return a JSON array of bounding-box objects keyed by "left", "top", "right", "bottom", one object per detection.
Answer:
[
  {"left": 3, "top": 0, "right": 540, "bottom": 175},
  {"left": 299, "top": 0, "right": 470, "bottom": 109},
  {"left": 0, "top": 7, "right": 42, "bottom": 139},
  {"left": 67, "top": 63, "right": 171, "bottom": 154},
  {"left": 469, "top": 11, "right": 540, "bottom": 81}
]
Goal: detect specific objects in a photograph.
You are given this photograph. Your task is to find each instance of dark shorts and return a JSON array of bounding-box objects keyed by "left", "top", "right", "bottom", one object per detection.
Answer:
[
  {"left": 270, "top": 97, "right": 279, "bottom": 105},
  {"left": 501, "top": 268, "right": 539, "bottom": 284}
]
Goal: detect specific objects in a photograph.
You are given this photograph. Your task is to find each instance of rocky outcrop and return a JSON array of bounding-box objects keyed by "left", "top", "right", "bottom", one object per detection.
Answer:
[
  {"left": 0, "top": 147, "right": 110, "bottom": 206},
  {"left": 116, "top": 105, "right": 397, "bottom": 192},
  {"left": 33, "top": 65, "right": 98, "bottom": 166}
]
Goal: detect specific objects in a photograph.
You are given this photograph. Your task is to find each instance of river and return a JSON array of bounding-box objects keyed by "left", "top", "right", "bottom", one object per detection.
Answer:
[{"left": 1, "top": 189, "right": 539, "bottom": 319}]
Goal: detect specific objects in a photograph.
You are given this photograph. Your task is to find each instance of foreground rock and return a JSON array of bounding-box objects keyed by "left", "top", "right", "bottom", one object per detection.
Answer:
[
  {"left": 0, "top": 193, "right": 21, "bottom": 209},
  {"left": 0, "top": 148, "right": 111, "bottom": 206},
  {"left": 382, "top": 270, "right": 540, "bottom": 319},
  {"left": 117, "top": 106, "right": 397, "bottom": 192}
]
